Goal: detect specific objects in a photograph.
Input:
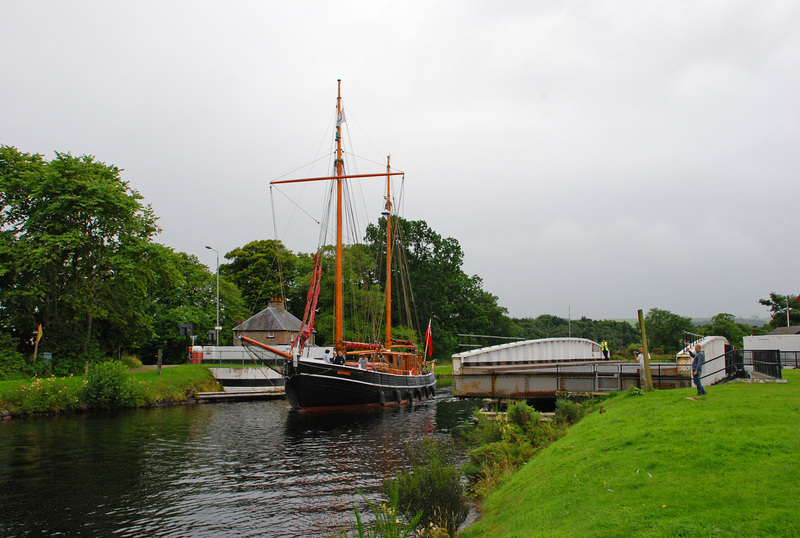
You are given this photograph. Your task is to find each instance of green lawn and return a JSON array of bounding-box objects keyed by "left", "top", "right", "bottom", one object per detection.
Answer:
[
  {"left": 435, "top": 364, "right": 453, "bottom": 388},
  {"left": 462, "top": 371, "right": 800, "bottom": 537}
]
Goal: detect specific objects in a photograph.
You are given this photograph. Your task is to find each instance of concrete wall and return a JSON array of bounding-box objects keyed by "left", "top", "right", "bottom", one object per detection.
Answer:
[
  {"left": 676, "top": 336, "right": 729, "bottom": 387},
  {"left": 743, "top": 334, "right": 800, "bottom": 352}
]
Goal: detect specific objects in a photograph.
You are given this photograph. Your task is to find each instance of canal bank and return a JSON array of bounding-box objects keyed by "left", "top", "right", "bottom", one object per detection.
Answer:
[
  {"left": 460, "top": 370, "right": 800, "bottom": 537},
  {"left": 0, "top": 364, "right": 221, "bottom": 419}
]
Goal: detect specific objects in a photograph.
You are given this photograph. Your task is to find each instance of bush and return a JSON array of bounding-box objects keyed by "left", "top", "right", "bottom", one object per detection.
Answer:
[
  {"left": 460, "top": 411, "right": 504, "bottom": 446},
  {"left": 83, "top": 360, "right": 143, "bottom": 408},
  {"left": 626, "top": 385, "right": 645, "bottom": 397},
  {"left": 462, "top": 438, "right": 534, "bottom": 498},
  {"left": 393, "top": 436, "right": 470, "bottom": 537},
  {"left": 555, "top": 398, "right": 584, "bottom": 425},
  {"left": 119, "top": 354, "right": 143, "bottom": 369},
  {"left": 506, "top": 400, "right": 541, "bottom": 428}
]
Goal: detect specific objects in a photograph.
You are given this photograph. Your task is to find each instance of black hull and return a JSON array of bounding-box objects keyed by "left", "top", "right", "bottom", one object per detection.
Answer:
[{"left": 284, "top": 358, "right": 436, "bottom": 410}]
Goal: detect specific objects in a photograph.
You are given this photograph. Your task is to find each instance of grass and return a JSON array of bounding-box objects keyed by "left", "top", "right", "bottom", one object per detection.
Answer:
[
  {"left": 435, "top": 364, "right": 453, "bottom": 388},
  {"left": 461, "top": 371, "right": 800, "bottom": 537},
  {"left": 0, "top": 365, "right": 220, "bottom": 416},
  {"left": 128, "top": 365, "right": 221, "bottom": 403}
]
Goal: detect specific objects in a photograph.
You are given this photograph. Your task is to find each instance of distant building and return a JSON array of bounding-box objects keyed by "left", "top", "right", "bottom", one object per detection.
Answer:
[
  {"left": 232, "top": 298, "right": 312, "bottom": 347},
  {"left": 744, "top": 325, "right": 800, "bottom": 353},
  {"left": 766, "top": 326, "right": 800, "bottom": 336}
]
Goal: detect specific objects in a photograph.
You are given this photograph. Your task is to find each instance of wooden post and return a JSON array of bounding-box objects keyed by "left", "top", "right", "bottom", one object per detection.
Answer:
[
  {"left": 157, "top": 349, "right": 163, "bottom": 376},
  {"left": 638, "top": 309, "right": 654, "bottom": 390}
]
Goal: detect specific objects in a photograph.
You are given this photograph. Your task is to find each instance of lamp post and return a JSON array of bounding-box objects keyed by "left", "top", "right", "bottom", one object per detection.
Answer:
[{"left": 205, "top": 246, "right": 220, "bottom": 346}]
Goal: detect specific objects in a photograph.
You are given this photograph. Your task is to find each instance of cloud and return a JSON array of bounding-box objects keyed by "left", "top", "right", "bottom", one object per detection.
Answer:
[{"left": 2, "top": 0, "right": 798, "bottom": 321}]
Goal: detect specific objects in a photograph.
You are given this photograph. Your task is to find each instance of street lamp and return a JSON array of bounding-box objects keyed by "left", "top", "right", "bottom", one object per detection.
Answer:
[
  {"left": 205, "top": 246, "right": 220, "bottom": 346},
  {"left": 776, "top": 295, "right": 791, "bottom": 328}
]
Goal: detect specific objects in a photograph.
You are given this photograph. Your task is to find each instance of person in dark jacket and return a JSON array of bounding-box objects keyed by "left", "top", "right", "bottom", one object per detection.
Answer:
[{"left": 688, "top": 344, "right": 707, "bottom": 396}]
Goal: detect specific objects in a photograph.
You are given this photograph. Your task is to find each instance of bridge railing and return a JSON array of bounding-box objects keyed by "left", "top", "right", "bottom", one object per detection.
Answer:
[{"left": 721, "top": 349, "right": 784, "bottom": 381}]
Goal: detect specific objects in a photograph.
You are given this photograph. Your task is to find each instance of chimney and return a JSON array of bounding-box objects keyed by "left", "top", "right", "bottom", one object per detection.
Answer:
[{"left": 268, "top": 297, "right": 285, "bottom": 311}]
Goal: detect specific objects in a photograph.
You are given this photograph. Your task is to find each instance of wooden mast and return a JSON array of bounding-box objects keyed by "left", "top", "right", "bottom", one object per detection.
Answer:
[
  {"left": 384, "top": 156, "right": 392, "bottom": 349},
  {"left": 334, "top": 79, "right": 344, "bottom": 352}
]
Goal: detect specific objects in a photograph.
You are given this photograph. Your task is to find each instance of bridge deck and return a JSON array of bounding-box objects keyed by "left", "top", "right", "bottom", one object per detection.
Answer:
[{"left": 453, "top": 360, "right": 689, "bottom": 398}]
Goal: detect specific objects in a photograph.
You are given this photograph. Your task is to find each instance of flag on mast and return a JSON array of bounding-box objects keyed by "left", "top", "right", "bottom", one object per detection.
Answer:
[{"left": 424, "top": 320, "right": 433, "bottom": 357}]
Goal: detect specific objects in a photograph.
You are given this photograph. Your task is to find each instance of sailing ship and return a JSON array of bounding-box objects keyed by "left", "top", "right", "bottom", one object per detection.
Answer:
[{"left": 244, "top": 80, "right": 436, "bottom": 410}]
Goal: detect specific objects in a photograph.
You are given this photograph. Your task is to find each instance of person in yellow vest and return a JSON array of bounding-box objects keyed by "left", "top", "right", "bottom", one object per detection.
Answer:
[{"left": 601, "top": 340, "right": 610, "bottom": 360}]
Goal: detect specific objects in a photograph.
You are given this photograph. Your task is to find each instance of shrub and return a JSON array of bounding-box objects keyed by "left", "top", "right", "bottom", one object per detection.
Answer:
[
  {"left": 506, "top": 400, "right": 541, "bottom": 428},
  {"left": 393, "top": 436, "right": 470, "bottom": 537},
  {"left": 460, "top": 411, "right": 504, "bottom": 446},
  {"left": 119, "top": 354, "right": 143, "bottom": 369},
  {"left": 555, "top": 398, "right": 584, "bottom": 425},
  {"left": 83, "top": 360, "right": 143, "bottom": 408},
  {"left": 626, "top": 385, "right": 645, "bottom": 397},
  {"left": 0, "top": 332, "right": 47, "bottom": 380}
]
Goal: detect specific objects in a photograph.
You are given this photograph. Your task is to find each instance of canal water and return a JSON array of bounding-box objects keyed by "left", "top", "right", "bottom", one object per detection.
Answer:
[{"left": 0, "top": 390, "right": 477, "bottom": 537}]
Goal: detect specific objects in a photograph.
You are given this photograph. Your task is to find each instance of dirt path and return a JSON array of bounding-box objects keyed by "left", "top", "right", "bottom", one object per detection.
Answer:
[{"left": 128, "top": 364, "right": 180, "bottom": 373}]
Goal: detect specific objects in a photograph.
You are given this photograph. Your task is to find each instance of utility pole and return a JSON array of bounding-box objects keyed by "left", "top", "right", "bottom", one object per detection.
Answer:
[{"left": 205, "top": 246, "right": 220, "bottom": 346}]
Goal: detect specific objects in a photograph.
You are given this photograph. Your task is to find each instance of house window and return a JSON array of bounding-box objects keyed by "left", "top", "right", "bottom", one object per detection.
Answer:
[{"left": 268, "top": 331, "right": 274, "bottom": 338}]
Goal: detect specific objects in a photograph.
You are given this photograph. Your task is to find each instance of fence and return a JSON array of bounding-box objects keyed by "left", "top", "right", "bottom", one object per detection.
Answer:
[
  {"left": 780, "top": 351, "right": 800, "bottom": 369},
  {"left": 723, "top": 349, "right": 784, "bottom": 380}
]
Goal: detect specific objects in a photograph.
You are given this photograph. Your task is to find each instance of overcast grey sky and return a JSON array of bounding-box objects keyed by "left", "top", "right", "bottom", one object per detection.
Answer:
[{"left": 3, "top": 1, "right": 799, "bottom": 320}]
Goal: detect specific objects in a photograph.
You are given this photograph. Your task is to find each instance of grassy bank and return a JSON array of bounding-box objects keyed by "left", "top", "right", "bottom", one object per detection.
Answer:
[
  {"left": 0, "top": 365, "right": 220, "bottom": 417},
  {"left": 435, "top": 363, "right": 453, "bottom": 388},
  {"left": 462, "top": 371, "right": 800, "bottom": 537}
]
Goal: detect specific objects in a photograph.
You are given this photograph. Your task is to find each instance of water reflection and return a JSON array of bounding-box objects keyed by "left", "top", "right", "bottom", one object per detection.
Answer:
[{"left": 0, "top": 391, "right": 477, "bottom": 537}]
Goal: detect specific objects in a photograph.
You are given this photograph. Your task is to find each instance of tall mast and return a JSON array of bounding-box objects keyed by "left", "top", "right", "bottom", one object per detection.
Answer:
[
  {"left": 384, "top": 156, "right": 392, "bottom": 349},
  {"left": 334, "top": 79, "right": 344, "bottom": 351}
]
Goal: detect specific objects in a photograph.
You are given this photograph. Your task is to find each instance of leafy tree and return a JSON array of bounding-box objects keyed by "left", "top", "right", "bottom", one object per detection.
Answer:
[
  {"left": 138, "top": 246, "right": 247, "bottom": 363},
  {"left": 220, "top": 240, "right": 298, "bottom": 314},
  {"left": 643, "top": 308, "right": 693, "bottom": 353},
  {"left": 0, "top": 146, "right": 159, "bottom": 369},
  {"left": 698, "top": 313, "right": 756, "bottom": 348},
  {"left": 511, "top": 315, "right": 639, "bottom": 354},
  {"left": 759, "top": 292, "right": 799, "bottom": 330},
  {"left": 364, "top": 216, "right": 513, "bottom": 358}
]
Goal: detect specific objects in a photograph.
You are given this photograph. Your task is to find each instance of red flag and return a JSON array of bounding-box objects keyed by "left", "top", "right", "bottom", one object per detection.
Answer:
[{"left": 424, "top": 321, "right": 433, "bottom": 357}]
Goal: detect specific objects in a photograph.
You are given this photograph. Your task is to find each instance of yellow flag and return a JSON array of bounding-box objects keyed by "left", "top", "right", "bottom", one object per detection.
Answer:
[{"left": 36, "top": 324, "right": 42, "bottom": 343}]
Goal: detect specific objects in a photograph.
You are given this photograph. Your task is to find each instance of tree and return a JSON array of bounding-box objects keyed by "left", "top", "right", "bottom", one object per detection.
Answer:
[
  {"left": 220, "top": 240, "right": 298, "bottom": 314},
  {"left": 510, "top": 315, "right": 639, "bottom": 353},
  {"left": 364, "top": 216, "right": 513, "bottom": 358},
  {"left": 0, "top": 146, "right": 160, "bottom": 369},
  {"left": 137, "top": 247, "right": 247, "bottom": 363},
  {"left": 759, "top": 292, "right": 799, "bottom": 330},
  {"left": 698, "top": 313, "right": 761, "bottom": 348},
  {"left": 643, "top": 308, "right": 693, "bottom": 353}
]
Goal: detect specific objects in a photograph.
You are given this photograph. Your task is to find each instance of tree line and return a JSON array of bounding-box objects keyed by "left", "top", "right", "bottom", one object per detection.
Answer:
[{"left": 1, "top": 146, "right": 795, "bottom": 377}]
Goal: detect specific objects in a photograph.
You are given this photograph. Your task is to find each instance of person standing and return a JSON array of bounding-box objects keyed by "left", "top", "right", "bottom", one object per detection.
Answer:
[
  {"left": 601, "top": 340, "right": 610, "bottom": 360},
  {"left": 688, "top": 344, "right": 707, "bottom": 396},
  {"left": 323, "top": 349, "right": 331, "bottom": 363}
]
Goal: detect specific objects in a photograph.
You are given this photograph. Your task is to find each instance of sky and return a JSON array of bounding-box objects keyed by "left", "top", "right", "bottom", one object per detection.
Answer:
[{"left": 3, "top": 0, "right": 799, "bottom": 321}]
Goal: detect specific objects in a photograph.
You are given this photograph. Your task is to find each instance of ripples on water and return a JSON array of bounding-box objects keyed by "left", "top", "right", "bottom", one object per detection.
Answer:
[{"left": 0, "top": 391, "right": 476, "bottom": 537}]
